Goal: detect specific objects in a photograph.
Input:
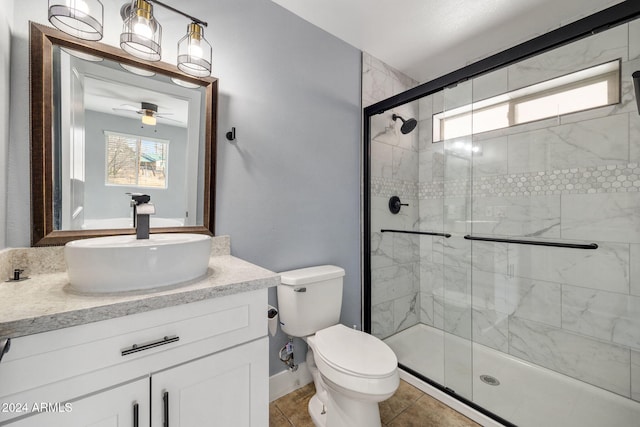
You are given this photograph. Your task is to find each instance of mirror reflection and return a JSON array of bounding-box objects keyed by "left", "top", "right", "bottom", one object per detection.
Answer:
[{"left": 51, "top": 45, "right": 207, "bottom": 231}]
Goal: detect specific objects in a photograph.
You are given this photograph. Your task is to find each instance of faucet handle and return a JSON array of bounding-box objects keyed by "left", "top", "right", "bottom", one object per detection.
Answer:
[{"left": 127, "top": 193, "right": 151, "bottom": 205}]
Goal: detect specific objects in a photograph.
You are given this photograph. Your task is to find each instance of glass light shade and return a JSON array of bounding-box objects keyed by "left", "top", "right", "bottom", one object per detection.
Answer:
[
  {"left": 120, "top": 0, "right": 162, "bottom": 61},
  {"left": 141, "top": 112, "right": 156, "bottom": 126},
  {"left": 48, "top": 0, "right": 104, "bottom": 41},
  {"left": 177, "top": 23, "right": 212, "bottom": 77}
]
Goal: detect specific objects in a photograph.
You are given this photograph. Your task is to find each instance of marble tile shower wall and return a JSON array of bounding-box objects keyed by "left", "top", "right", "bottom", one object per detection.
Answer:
[
  {"left": 363, "top": 53, "right": 422, "bottom": 339},
  {"left": 414, "top": 20, "right": 640, "bottom": 401}
]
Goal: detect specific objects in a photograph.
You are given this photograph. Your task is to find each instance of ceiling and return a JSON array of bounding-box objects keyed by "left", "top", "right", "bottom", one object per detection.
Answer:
[
  {"left": 83, "top": 77, "right": 189, "bottom": 127},
  {"left": 64, "top": 51, "right": 192, "bottom": 128},
  {"left": 271, "top": 0, "right": 625, "bottom": 83}
]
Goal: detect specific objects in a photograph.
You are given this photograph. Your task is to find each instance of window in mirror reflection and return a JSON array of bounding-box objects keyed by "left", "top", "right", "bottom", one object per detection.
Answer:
[{"left": 105, "top": 131, "right": 169, "bottom": 189}]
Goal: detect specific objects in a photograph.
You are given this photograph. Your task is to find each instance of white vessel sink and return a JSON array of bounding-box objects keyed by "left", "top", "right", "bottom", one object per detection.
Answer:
[{"left": 65, "top": 233, "right": 212, "bottom": 294}]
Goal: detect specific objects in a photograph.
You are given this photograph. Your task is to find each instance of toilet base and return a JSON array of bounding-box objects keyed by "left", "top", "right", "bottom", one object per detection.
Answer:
[
  {"left": 308, "top": 394, "right": 327, "bottom": 427},
  {"left": 305, "top": 338, "right": 391, "bottom": 427},
  {"left": 308, "top": 389, "right": 383, "bottom": 427}
]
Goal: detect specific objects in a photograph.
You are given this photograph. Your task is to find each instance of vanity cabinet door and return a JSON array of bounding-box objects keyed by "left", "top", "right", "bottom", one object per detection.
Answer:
[
  {"left": 151, "top": 337, "right": 268, "bottom": 427},
  {"left": 5, "top": 378, "right": 149, "bottom": 427}
]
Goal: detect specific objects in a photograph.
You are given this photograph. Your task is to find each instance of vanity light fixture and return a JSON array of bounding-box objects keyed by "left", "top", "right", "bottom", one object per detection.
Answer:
[
  {"left": 177, "top": 23, "right": 212, "bottom": 77},
  {"left": 120, "top": 0, "right": 162, "bottom": 62},
  {"left": 48, "top": 0, "right": 104, "bottom": 41},
  {"left": 48, "top": 0, "right": 212, "bottom": 76},
  {"left": 120, "top": 0, "right": 211, "bottom": 76}
]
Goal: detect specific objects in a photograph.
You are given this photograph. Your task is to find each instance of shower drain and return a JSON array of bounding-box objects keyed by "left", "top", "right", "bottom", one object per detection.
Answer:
[{"left": 480, "top": 374, "right": 500, "bottom": 386}]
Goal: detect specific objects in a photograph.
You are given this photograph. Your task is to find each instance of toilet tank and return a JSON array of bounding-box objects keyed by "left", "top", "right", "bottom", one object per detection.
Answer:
[{"left": 277, "top": 265, "right": 345, "bottom": 337}]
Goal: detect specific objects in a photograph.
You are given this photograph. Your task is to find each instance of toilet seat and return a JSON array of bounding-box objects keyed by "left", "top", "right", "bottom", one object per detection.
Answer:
[
  {"left": 313, "top": 324, "right": 397, "bottom": 379},
  {"left": 308, "top": 324, "right": 399, "bottom": 400}
]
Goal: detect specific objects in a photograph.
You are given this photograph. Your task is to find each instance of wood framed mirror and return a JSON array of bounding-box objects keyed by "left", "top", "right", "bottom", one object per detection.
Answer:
[{"left": 30, "top": 22, "right": 217, "bottom": 246}]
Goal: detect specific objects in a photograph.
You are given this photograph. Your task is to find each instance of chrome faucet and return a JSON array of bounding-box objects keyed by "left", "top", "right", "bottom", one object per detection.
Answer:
[{"left": 129, "top": 193, "right": 156, "bottom": 239}]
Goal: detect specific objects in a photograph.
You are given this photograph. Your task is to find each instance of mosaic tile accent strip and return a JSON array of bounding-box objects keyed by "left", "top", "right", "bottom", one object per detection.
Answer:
[
  {"left": 371, "top": 176, "right": 418, "bottom": 198},
  {"left": 413, "top": 163, "right": 640, "bottom": 199}
]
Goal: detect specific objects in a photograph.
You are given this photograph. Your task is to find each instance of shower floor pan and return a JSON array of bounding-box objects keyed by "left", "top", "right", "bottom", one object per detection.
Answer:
[{"left": 384, "top": 324, "right": 640, "bottom": 427}]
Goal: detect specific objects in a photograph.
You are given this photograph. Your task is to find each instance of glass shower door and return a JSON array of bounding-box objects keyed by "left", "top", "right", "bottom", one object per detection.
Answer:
[{"left": 466, "top": 42, "right": 640, "bottom": 425}]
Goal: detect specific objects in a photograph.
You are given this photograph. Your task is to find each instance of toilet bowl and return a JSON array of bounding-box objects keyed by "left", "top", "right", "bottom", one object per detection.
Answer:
[
  {"left": 306, "top": 324, "right": 399, "bottom": 427},
  {"left": 277, "top": 266, "right": 399, "bottom": 427}
]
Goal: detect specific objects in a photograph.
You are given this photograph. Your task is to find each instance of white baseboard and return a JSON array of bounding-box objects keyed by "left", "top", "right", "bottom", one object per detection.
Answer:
[
  {"left": 269, "top": 362, "right": 313, "bottom": 402},
  {"left": 398, "top": 370, "right": 503, "bottom": 427}
]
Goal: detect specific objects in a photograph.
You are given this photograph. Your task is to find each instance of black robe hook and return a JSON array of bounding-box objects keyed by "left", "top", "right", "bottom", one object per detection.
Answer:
[{"left": 226, "top": 127, "right": 236, "bottom": 141}]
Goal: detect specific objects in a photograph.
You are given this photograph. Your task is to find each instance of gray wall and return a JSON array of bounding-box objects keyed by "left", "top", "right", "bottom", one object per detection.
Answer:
[
  {"left": 84, "top": 111, "right": 189, "bottom": 221},
  {"left": 7, "top": 0, "right": 361, "bottom": 376},
  {"left": 0, "top": 2, "right": 12, "bottom": 250}
]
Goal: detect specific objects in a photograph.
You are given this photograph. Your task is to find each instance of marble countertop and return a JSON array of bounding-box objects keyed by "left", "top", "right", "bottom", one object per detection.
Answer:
[{"left": 0, "top": 246, "right": 279, "bottom": 338}]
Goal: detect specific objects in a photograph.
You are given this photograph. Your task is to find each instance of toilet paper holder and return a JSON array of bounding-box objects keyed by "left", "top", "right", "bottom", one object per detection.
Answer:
[{"left": 267, "top": 305, "right": 278, "bottom": 337}]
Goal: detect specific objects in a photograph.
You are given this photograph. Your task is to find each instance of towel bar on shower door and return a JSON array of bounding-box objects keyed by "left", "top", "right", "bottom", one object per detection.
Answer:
[
  {"left": 380, "top": 229, "right": 451, "bottom": 238},
  {"left": 463, "top": 235, "right": 598, "bottom": 249}
]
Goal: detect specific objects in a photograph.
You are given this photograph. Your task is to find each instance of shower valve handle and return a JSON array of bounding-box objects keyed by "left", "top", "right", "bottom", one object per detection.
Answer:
[{"left": 389, "top": 196, "right": 408, "bottom": 214}]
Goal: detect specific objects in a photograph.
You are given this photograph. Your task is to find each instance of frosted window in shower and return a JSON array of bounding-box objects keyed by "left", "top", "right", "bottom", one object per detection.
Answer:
[
  {"left": 515, "top": 80, "right": 610, "bottom": 123},
  {"left": 433, "top": 60, "right": 620, "bottom": 142}
]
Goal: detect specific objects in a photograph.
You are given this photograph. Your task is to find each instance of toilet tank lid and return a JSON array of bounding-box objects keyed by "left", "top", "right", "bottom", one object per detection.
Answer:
[{"left": 280, "top": 265, "right": 345, "bottom": 285}]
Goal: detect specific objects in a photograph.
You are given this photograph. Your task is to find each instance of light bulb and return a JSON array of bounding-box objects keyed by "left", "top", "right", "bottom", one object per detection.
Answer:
[
  {"left": 188, "top": 39, "right": 203, "bottom": 59},
  {"left": 133, "top": 19, "right": 153, "bottom": 39},
  {"left": 177, "top": 23, "right": 211, "bottom": 76},
  {"left": 133, "top": 17, "right": 152, "bottom": 39}
]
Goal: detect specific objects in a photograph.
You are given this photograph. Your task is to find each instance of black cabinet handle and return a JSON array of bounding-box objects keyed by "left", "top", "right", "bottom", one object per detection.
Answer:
[
  {"left": 121, "top": 336, "right": 179, "bottom": 356},
  {"left": 133, "top": 403, "right": 139, "bottom": 427},
  {"left": 163, "top": 391, "right": 169, "bottom": 427}
]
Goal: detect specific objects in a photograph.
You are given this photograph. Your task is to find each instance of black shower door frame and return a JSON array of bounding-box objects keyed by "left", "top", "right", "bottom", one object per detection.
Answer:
[{"left": 362, "top": 1, "right": 640, "bottom": 425}]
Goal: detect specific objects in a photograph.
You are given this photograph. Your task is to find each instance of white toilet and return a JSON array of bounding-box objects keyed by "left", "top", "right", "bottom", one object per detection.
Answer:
[{"left": 278, "top": 265, "right": 399, "bottom": 427}]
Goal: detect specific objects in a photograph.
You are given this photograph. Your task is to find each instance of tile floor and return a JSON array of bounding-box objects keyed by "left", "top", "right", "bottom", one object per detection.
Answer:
[{"left": 269, "top": 380, "right": 481, "bottom": 427}]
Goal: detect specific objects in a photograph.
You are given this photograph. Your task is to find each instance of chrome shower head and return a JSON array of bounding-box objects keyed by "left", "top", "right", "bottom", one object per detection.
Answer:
[{"left": 392, "top": 114, "right": 417, "bottom": 134}]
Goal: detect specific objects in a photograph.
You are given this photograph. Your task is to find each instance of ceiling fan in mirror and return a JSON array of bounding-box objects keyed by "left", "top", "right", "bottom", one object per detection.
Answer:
[{"left": 112, "top": 101, "right": 178, "bottom": 126}]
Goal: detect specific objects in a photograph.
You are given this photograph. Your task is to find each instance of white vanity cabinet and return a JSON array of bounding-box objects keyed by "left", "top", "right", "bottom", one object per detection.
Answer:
[
  {"left": 151, "top": 338, "right": 267, "bottom": 426},
  {"left": 5, "top": 378, "right": 150, "bottom": 427},
  {"left": 0, "top": 289, "right": 269, "bottom": 427}
]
